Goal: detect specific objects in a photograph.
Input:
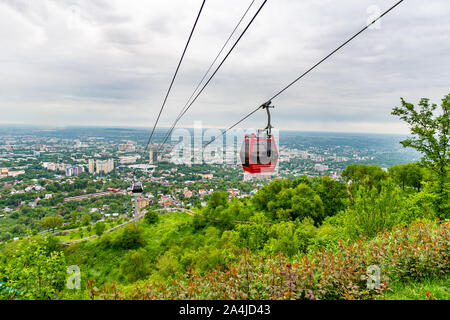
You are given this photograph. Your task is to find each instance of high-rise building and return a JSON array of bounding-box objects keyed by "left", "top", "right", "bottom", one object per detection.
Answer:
[
  {"left": 149, "top": 148, "right": 158, "bottom": 164},
  {"left": 96, "top": 159, "right": 114, "bottom": 174},
  {"left": 66, "top": 166, "right": 85, "bottom": 177},
  {"left": 44, "top": 162, "right": 71, "bottom": 172},
  {"left": 88, "top": 159, "right": 95, "bottom": 174}
]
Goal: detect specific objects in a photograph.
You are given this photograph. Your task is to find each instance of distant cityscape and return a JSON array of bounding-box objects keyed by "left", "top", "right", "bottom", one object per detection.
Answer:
[
  {"left": 0, "top": 127, "right": 420, "bottom": 180},
  {"left": 0, "top": 126, "right": 421, "bottom": 239}
]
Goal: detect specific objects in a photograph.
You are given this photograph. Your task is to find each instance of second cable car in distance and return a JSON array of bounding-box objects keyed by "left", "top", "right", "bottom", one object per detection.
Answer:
[
  {"left": 239, "top": 101, "right": 279, "bottom": 174},
  {"left": 131, "top": 180, "right": 143, "bottom": 194}
]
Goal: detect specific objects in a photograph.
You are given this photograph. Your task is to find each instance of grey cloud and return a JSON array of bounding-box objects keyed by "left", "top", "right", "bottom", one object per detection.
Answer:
[{"left": 0, "top": 0, "right": 449, "bottom": 134}]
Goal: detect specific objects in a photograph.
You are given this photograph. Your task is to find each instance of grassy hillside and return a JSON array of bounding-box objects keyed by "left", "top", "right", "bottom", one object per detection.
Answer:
[
  {"left": 1, "top": 168, "right": 448, "bottom": 300},
  {"left": 64, "top": 212, "right": 195, "bottom": 285},
  {"left": 86, "top": 220, "right": 449, "bottom": 300},
  {"left": 380, "top": 277, "right": 450, "bottom": 300}
]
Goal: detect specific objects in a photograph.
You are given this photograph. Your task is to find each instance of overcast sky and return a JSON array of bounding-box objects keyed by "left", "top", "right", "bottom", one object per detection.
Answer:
[{"left": 1, "top": 0, "right": 449, "bottom": 134}]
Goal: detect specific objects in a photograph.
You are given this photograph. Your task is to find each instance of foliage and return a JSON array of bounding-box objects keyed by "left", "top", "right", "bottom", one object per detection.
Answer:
[
  {"left": 87, "top": 220, "right": 449, "bottom": 300},
  {"left": 156, "top": 249, "right": 183, "bottom": 279},
  {"left": 339, "top": 179, "right": 406, "bottom": 239},
  {"left": 40, "top": 215, "right": 64, "bottom": 233},
  {"left": 342, "top": 164, "right": 388, "bottom": 196},
  {"left": 253, "top": 180, "right": 325, "bottom": 224},
  {"left": 264, "top": 220, "right": 315, "bottom": 257},
  {"left": 392, "top": 94, "right": 449, "bottom": 216},
  {"left": 144, "top": 210, "right": 159, "bottom": 225},
  {"left": 109, "top": 224, "right": 146, "bottom": 250},
  {"left": 388, "top": 163, "right": 424, "bottom": 191},
  {"left": 0, "top": 239, "right": 67, "bottom": 300},
  {"left": 94, "top": 221, "right": 106, "bottom": 236},
  {"left": 120, "top": 248, "right": 151, "bottom": 283},
  {"left": 311, "top": 176, "right": 349, "bottom": 218},
  {"left": 80, "top": 214, "right": 91, "bottom": 227},
  {"left": 208, "top": 191, "right": 229, "bottom": 210},
  {"left": 2, "top": 155, "right": 447, "bottom": 301}
]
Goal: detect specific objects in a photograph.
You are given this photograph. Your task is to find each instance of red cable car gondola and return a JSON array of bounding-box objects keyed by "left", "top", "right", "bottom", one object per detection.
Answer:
[{"left": 239, "top": 102, "right": 278, "bottom": 173}]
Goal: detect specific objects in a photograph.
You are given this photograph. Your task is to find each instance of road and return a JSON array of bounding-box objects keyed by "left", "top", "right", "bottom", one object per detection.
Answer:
[{"left": 64, "top": 191, "right": 125, "bottom": 202}]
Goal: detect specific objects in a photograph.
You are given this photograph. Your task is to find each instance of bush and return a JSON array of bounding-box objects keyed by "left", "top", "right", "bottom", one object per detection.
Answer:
[
  {"left": 88, "top": 220, "right": 449, "bottom": 300},
  {"left": 144, "top": 211, "right": 159, "bottom": 225},
  {"left": 120, "top": 248, "right": 151, "bottom": 283},
  {"left": 156, "top": 250, "right": 183, "bottom": 278},
  {"left": 340, "top": 180, "right": 405, "bottom": 239},
  {"left": 94, "top": 221, "right": 106, "bottom": 236},
  {"left": 0, "top": 240, "right": 67, "bottom": 300},
  {"left": 265, "top": 183, "right": 324, "bottom": 223},
  {"left": 110, "top": 225, "right": 146, "bottom": 250},
  {"left": 0, "top": 232, "right": 12, "bottom": 242}
]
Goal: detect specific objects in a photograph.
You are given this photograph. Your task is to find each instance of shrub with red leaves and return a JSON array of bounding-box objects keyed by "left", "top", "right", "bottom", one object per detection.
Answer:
[{"left": 88, "top": 220, "right": 449, "bottom": 300}]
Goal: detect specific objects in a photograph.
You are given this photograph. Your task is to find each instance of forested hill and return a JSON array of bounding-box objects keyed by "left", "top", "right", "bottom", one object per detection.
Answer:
[{"left": 1, "top": 162, "right": 448, "bottom": 300}]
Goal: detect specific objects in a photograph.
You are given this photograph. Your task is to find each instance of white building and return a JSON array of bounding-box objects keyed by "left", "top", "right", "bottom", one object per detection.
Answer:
[
  {"left": 88, "top": 159, "right": 95, "bottom": 174},
  {"left": 314, "top": 164, "right": 329, "bottom": 172},
  {"left": 96, "top": 159, "right": 114, "bottom": 174},
  {"left": 119, "top": 155, "right": 140, "bottom": 164},
  {"left": 149, "top": 148, "right": 158, "bottom": 164}
]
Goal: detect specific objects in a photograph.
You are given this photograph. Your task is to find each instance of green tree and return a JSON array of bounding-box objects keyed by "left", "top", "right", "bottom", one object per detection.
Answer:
[
  {"left": 264, "top": 221, "right": 299, "bottom": 257},
  {"left": 342, "top": 180, "right": 405, "bottom": 239},
  {"left": 0, "top": 232, "right": 12, "bottom": 242},
  {"left": 290, "top": 184, "right": 324, "bottom": 224},
  {"left": 208, "top": 191, "right": 228, "bottom": 210},
  {"left": 91, "top": 212, "right": 102, "bottom": 222},
  {"left": 69, "top": 211, "right": 79, "bottom": 225},
  {"left": 41, "top": 215, "right": 64, "bottom": 233},
  {"left": 111, "top": 224, "right": 145, "bottom": 249},
  {"left": 94, "top": 221, "right": 106, "bottom": 236},
  {"left": 389, "top": 163, "right": 424, "bottom": 191},
  {"left": 312, "top": 176, "right": 349, "bottom": 217},
  {"left": 392, "top": 95, "right": 449, "bottom": 216},
  {"left": 342, "top": 164, "right": 388, "bottom": 191},
  {"left": 156, "top": 250, "right": 182, "bottom": 278},
  {"left": 120, "top": 248, "right": 151, "bottom": 283},
  {"left": 144, "top": 210, "right": 159, "bottom": 224},
  {"left": 236, "top": 222, "right": 268, "bottom": 251},
  {"left": 80, "top": 214, "right": 91, "bottom": 227},
  {"left": 267, "top": 183, "right": 324, "bottom": 224}
]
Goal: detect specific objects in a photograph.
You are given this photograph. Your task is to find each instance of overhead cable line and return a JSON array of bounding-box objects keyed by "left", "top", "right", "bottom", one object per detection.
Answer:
[
  {"left": 202, "top": 0, "right": 405, "bottom": 149},
  {"left": 157, "top": 0, "right": 269, "bottom": 151},
  {"left": 160, "top": 0, "right": 257, "bottom": 147},
  {"left": 143, "top": 0, "right": 207, "bottom": 154}
]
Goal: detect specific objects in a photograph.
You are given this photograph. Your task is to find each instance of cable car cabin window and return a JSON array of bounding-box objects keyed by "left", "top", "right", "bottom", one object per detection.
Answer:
[
  {"left": 239, "top": 136, "right": 250, "bottom": 168},
  {"left": 250, "top": 136, "right": 276, "bottom": 164},
  {"left": 244, "top": 138, "right": 250, "bottom": 167},
  {"left": 132, "top": 182, "right": 143, "bottom": 194}
]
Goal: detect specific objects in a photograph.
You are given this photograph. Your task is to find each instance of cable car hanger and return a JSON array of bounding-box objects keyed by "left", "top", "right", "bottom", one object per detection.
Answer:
[{"left": 259, "top": 101, "right": 274, "bottom": 136}]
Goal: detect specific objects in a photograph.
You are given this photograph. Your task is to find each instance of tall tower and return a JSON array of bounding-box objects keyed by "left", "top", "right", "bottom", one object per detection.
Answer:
[
  {"left": 149, "top": 148, "right": 158, "bottom": 164},
  {"left": 88, "top": 159, "right": 95, "bottom": 174}
]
